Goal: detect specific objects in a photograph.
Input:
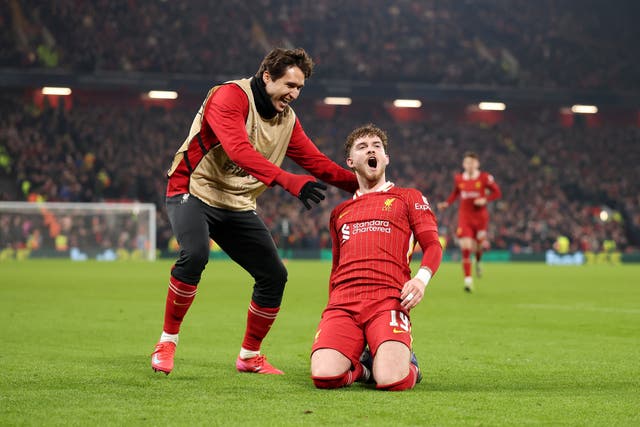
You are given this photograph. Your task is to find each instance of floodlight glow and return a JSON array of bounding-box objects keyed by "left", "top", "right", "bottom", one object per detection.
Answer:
[
  {"left": 148, "top": 90, "right": 179, "bottom": 99},
  {"left": 393, "top": 99, "right": 422, "bottom": 108},
  {"left": 571, "top": 104, "right": 598, "bottom": 114},
  {"left": 323, "top": 97, "right": 352, "bottom": 105},
  {"left": 599, "top": 210, "right": 609, "bottom": 222},
  {"left": 42, "top": 87, "right": 72, "bottom": 96},
  {"left": 478, "top": 102, "right": 506, "bottom": 111}
]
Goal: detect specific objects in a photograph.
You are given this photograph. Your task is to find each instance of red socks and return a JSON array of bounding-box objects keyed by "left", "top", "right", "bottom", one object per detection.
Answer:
[
  {"left": 312, "top": 363, "right": 418, "bottom": 391},
  {"left": 376, "top": 364, "right": 419, "bottom": 391},
  {"left": 241, "top": 301, "right": 280, "bottom": 352},
  {"left": 312, "top": 371, "right": 355, "bottom": 389},
  {"left": 163, "top": 276, "right": 198, "bottom": 334},
  {"left": 312, "top": 363, "right": 364, "bottom": 389},
  {"left": 462, "top": 249, "right": 472, "bottom": 278}
]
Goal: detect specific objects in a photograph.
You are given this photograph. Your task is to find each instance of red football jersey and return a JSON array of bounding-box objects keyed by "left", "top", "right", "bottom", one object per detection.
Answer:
[
  {"left": 445, "top": 171, "right": 501, "bottom": 219},
  {"left": 328, "top": 182, "right": 438, "bottom": 303}
]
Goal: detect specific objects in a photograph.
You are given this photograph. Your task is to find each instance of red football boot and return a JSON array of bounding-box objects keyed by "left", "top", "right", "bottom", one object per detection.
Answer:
[
  {"left": 151, "top": 342, "right": 176, "bottom": 375},
  {"left": 235, "top": 354, "right": 284, "bottom": 375}
]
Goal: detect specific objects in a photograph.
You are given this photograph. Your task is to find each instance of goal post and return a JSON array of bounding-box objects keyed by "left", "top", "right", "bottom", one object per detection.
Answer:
[{"left": 0, "top": 201, "right": 157, "bottom": 261}]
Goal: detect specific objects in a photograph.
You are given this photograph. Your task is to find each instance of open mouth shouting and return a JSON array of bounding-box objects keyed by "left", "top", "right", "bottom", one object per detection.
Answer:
[{"left": 367, "top": 156, "right": 378, "bottom": 169}]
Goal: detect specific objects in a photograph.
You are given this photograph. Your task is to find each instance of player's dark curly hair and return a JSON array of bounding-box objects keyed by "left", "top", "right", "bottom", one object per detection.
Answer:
[
  {"left": 255, "top": 48, "right": 314, "bottom": 80},
  {"left": 344, "top": 124, "right": 389, "bottom": 159}
]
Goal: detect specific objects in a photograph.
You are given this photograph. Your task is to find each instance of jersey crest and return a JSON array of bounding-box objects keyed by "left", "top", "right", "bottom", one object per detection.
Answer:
[{"left": 383, "top": 197, "right": 396, "bottom": 211}]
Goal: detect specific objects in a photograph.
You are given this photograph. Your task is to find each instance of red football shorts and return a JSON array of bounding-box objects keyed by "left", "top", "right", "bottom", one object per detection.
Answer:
[
  {"left": 311, "top": 296, "right": 413, "bottom": 366},
  {"left": 456, "top": 212, "right": 489, "bottom": 239}
]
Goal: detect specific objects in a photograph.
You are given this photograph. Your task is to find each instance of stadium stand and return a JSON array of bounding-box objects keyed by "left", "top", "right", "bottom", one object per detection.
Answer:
[
  {"left": 3, "top": 0, "right": 639, "bottom": 90},
  {"left": 1, "top": 1, "right": 638, "bottom": 256},
  {"left": 1, "top": 94, "right": 637, "bottom": 253}
]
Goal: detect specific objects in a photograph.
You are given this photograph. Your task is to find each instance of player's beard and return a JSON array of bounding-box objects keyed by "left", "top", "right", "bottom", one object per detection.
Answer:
[{"left": 358, "top": 156, "right": 385, "bottom": 184}]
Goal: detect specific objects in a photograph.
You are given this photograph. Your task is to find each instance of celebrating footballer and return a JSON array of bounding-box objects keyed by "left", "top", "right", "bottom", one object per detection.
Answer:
[{"left": 310, "top": 124, "right": 442, "bottom": 391}]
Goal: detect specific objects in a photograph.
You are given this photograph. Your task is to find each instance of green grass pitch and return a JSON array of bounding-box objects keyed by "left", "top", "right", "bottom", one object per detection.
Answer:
[{"left": 1, "top": 260, "right": 639, "bottom": 426}]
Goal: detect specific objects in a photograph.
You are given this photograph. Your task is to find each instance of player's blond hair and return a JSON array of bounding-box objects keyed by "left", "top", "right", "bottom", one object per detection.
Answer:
[{"left": 344, "top": 124, "right": 389, "bottom": 159}]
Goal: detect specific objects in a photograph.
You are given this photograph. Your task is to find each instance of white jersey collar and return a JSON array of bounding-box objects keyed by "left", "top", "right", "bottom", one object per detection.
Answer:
[{"left": 354, "top": 181, "right": 395, "bottom": 199}]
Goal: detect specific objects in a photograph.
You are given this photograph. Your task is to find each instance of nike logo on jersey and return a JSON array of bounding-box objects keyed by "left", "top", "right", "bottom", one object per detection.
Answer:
[
  {"left": 339, "top": 210, "right": 351, "bottom": 219},
  {"left": 392, "top": 328, "right": 409, "bottom": 334}
]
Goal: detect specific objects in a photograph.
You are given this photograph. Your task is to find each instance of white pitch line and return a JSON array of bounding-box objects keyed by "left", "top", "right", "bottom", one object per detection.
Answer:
[{"left": 516, "top": 303, "right": 640, "bottom": 315}]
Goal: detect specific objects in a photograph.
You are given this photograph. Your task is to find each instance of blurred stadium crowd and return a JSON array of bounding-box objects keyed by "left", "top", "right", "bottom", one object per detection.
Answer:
[
  {"left": 1, "top": 0, "right": 639, "bottom": 254},
  {"left": 3, "top": 0, "right": 639, "bottom": 90},
  {"left": 1, "top": 96, "right": 638, "bottom": 253}
]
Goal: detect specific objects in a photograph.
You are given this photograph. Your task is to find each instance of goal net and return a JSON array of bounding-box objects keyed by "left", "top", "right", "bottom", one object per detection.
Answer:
[{"left": 0, "top": 201, "right": 156, "bottom": 261}]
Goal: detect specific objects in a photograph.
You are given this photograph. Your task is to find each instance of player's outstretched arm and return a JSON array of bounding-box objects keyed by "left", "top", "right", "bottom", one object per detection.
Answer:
[
  {"left": 286, "top": 119, "right": 359, "bottom": 193},
  {"left": 206, "top": 85, "right": 327, "bottom": 209},
  {"left": 206, "top": 85, "right": 288, "bottom": 185}
]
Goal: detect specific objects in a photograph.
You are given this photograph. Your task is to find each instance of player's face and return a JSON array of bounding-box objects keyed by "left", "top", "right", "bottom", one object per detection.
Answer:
[
  {"left": 346, "top": 135, "right": 389, "bottom": 182},
  {"left": 462, "top": 156, "right": 479, "bottom": 173},
  {"left": 263, "top": 66, "right": 305, "bottom": 112}
]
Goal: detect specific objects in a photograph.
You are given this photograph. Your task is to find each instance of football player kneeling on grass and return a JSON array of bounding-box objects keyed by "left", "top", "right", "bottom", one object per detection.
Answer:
[{"left": 310, "top": 124, "right": 442, "bottom": 391}]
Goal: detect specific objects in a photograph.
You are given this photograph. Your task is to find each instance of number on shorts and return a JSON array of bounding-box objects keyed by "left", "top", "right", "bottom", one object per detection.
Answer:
[{"left": 389, "top": 310, "right": 410, "bottom": 332}]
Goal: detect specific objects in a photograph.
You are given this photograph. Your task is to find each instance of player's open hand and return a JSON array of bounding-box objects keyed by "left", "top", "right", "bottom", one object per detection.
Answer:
[{"left": 400, "top": 278, "right": 426, "bottom": 310}]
